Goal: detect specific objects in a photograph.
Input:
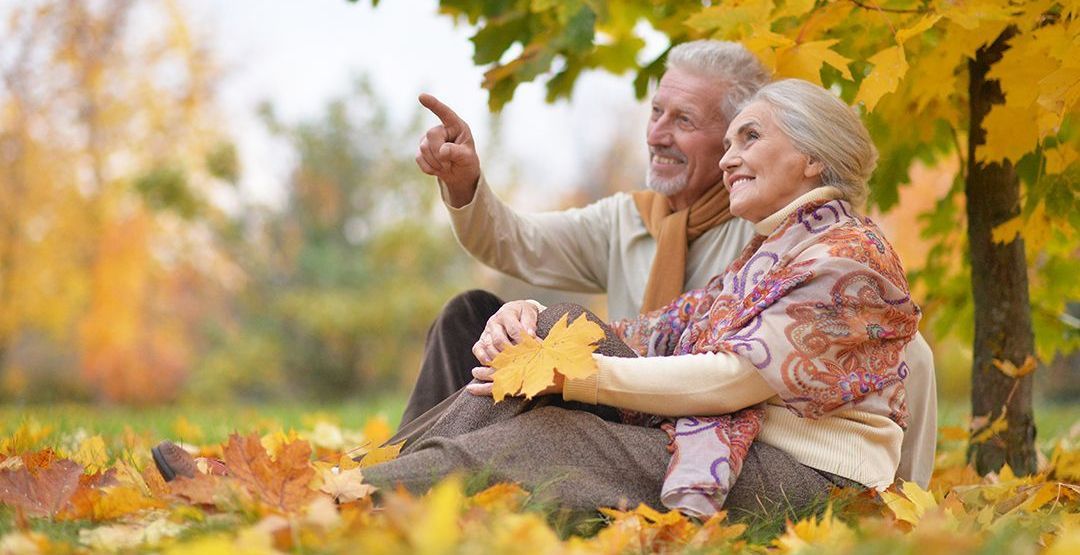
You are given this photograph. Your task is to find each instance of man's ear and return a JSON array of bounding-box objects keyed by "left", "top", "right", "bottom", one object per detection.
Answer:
[{"left": 804, "top": 157, "right": 825, "bottom": 179}]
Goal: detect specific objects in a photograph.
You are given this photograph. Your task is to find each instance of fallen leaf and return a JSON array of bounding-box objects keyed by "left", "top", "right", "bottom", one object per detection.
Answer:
[
  {"left": 488, "top": 312, "right": 604, "bottom": 401},
  {"left": 408, "top": 477, "right": 465, "bottom": 555},
  {"left": 141, "top": 465, "right": 170, "bottom": 499},
  {"left": 303, "top": 494, "right": 341, "bottom": 529},
  {"left": 772, "top": 506, "right": 855, "bottom": 553},
  {"left": 0, "top": 456, "right": 23, "bottom": 472},
  {"left": 222, "top": 433, "right": 314, "bottom": 513},
  {"left": 20, "top": 448, "right": 58, "bottom": 474},
  {"left": 79, "top": 514, "right": 186, "bottom": 552},
  {"left": 318, "top": 466, "right": 375, "bottom": 503},
  {"left": 469, "top": 482, "right": 529, "bottom": 511},
  {"left": 0, "top": 459, "right": 82, "bottom": 517},
  {"left": 169, "top": 474, "right": 222, "bottom": 506},
  {"left": 71, "top": 435, "right": 109, "bottom": 475},
  {"left": 60, "top": 484, "right": 165, "bottom": 521},
  {"left": 689, "top": 511, "right": 748, "bottom": 548}
]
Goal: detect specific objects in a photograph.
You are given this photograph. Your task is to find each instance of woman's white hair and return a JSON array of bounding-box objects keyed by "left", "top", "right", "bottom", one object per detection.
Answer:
[
  {"left": 666, "top": 40, "right": 771, "bottom": 122},
  {"left": 748, "top": 79, "right": 877, "bottom": 207}
]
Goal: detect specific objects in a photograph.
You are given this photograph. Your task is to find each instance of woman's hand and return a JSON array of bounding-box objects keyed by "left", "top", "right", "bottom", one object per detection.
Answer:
[
  {"left": 465, "top": 366, "right": 565, "bottom": 398},
  {"left": 471, "top": 300, "right": 542, "bottom": 365}
]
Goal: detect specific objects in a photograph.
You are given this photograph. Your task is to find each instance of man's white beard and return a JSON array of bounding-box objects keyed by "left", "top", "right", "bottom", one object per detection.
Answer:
[{"left": 646, "top": 170, "right": 689, "bottom": 197}]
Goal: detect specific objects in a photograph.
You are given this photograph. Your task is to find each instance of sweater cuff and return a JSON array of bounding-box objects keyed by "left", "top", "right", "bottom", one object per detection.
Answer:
[
  {"left": 562, "top": 371, "right": 599, "bottom": 404},
  {"left": 439, "top": 174, "right": 485, "bottom": 211}
]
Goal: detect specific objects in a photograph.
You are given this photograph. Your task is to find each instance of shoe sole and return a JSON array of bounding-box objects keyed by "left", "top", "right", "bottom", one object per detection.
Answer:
[{"left": 151, "top": 445, "right": 178, "bottom": 482}]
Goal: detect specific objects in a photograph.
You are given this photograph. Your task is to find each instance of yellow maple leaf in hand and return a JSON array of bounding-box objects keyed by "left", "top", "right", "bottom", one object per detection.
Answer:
[{"left": 488, "top": 313, "right": 605, "bottom": 402}]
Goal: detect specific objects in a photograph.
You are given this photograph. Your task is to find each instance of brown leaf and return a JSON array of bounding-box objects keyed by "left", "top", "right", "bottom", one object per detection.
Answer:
[
  {"left": 222, "top": 433, "right": 314, "bottom": 513},
  {"left": 169, "top": 474, "right": 221, "bottom": 506},
  {"left": 0, "top": 459, "right": 82, "bottom": 517},
  {"left": 81, "top": 469, "right": 120, "bottom": 489}
]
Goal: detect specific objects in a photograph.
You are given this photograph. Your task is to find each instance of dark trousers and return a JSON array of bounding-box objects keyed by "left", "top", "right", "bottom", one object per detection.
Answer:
[{"left": 397, "top": 290, "right": 503, "bottom": 429}]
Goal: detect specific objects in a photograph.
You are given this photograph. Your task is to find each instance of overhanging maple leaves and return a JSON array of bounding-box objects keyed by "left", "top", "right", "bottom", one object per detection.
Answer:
[{"left": 487, "top": 312, "right": 605, "bottom": 401}]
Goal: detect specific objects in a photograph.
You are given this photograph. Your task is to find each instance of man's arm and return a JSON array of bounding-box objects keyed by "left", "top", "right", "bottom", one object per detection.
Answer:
[
  {"left": 416, "top": 94, "right": 613, "bottom": 292},
  {"left": 442, "top": 176, "right": 614, "bottom": 293}
]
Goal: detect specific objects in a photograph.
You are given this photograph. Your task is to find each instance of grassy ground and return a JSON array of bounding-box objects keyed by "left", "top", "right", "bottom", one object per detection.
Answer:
[
  {"left": 0, "top": 394, "right": 407, "bottom": 445},
  {"left": 2, "top": 396, "right": 1075, "bottom": 448},
  {"left": 0, "top": 396, "right": 1077, "bottom": 553}
]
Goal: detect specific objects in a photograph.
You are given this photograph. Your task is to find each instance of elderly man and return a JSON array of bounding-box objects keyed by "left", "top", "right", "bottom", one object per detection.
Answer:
[
  {"left": 400, "top": 40, "right": 937, "bottom": 488},
  {"left": 402, "top": 41, "right": 761, "bottom": 417}
]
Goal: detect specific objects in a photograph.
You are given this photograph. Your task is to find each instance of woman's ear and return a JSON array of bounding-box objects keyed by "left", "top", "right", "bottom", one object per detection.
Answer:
[{"left": 804, "top": 157, "right": 825, "bottom": 179}]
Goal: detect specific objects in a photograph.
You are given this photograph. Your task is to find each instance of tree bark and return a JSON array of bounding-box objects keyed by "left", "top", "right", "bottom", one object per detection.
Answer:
[{"left": 965, "top": 27, "right": 1037, "bottom": 475}]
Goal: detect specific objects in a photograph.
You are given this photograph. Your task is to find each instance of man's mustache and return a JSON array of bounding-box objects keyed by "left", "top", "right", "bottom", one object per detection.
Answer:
[{"left": 649, "top": 147, "right": 687, "bottom": 163}]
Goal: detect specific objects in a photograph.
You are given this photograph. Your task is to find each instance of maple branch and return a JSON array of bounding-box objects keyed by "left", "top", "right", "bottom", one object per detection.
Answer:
[{"left": 848, "top": 1, "right": 926, "bottom": 15}]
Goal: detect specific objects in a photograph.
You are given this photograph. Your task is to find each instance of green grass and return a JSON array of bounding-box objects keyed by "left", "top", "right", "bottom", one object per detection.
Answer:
[
  {"left": 3, "top": 396, "right": 1073, "bottom": 448},
  {"left": 0, "top": 394, "right": 407, "bottom": 447}
]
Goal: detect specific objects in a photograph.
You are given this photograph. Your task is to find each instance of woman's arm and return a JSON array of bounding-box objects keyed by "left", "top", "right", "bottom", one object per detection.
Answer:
[{"left": 563, "top": 351, "right": 776, "bottom": 416}]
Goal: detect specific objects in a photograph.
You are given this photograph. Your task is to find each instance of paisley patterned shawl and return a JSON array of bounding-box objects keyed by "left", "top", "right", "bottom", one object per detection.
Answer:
[{"left": 611, "top": 197, "right": 921, "bottom": 517}]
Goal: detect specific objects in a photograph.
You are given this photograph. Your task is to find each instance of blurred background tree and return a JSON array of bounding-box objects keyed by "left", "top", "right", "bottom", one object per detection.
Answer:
[
  {"left": 188, "top": 79, "right": 475, "bottom": 402},
  {"left": 0, "top": 0, "right": 234, "bottom": 403}
]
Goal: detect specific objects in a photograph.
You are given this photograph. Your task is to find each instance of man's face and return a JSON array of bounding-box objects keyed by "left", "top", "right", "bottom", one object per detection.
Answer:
[{"left": 645, "top": 68, "right": 731, "bottom": 209}]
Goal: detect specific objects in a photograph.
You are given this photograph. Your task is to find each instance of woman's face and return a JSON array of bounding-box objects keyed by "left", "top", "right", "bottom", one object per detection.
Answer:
[{"left": 719, "top": 101, "right": 823, "bottom": 222}]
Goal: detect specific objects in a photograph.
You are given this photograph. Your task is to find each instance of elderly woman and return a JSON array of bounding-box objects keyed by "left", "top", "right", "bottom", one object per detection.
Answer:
[{"left": 155, "top": 79, "right": 920, "bottom": 519}]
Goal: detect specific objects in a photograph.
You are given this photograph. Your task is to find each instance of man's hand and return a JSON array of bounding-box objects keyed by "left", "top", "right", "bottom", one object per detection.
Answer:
[
  {"left": 415, "top": 93, "right": 481, "bottom": 207},
  {"left": 471, "top": 300, "right": 540, "bottom": 366}
]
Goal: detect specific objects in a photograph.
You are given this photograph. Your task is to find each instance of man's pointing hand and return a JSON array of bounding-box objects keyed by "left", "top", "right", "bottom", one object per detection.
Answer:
[{"left": 416, "top": 94, "right": 481, "bottom": 207}]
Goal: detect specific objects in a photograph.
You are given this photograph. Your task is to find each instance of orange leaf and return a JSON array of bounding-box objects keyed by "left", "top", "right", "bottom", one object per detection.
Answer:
[
  {"left": 222, "top": 433, "right": 315, "bottom": 513},
  {"left": 0, "top": 459, "right": 82, "bottom": 517},
  {"left": 488, "top": 313, "right": 604, "bottom": 401},
  {"left": 20, "top": 448, "right": 59, "bottom": 475}
]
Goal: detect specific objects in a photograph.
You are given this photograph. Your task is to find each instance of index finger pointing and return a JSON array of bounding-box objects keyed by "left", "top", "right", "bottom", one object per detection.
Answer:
[{"left": 419, "top": 93, "right": 465, "bottom": 129}]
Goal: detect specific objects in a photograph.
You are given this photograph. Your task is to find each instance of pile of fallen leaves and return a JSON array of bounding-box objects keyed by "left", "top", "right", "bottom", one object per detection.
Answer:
[{"left": 0, "top": 415, "right": 1078, "bottom": 554}]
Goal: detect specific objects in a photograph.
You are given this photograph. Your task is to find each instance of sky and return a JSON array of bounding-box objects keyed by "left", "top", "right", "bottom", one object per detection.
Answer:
[{"left": 182, "top": 0, "right": 662, "bottom": 209}]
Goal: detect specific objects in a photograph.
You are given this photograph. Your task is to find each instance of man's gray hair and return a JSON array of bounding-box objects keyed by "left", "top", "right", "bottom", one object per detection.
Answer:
[
  {"left": 666, "top": 40, "right": 771, "bottom": 121},
  {"left": 750, "top": 79, "right": 877, "bottom": 207}
]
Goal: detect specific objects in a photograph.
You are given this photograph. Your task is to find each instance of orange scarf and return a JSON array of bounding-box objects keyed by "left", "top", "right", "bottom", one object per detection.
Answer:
[{"left": 631, "top": 185, "right": 733, "bottom": 313}]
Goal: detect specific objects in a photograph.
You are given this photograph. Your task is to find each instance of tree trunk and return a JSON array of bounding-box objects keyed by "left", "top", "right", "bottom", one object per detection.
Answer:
[{"left": 965, "top": 27, "right": 1037, "bottom": 475}]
